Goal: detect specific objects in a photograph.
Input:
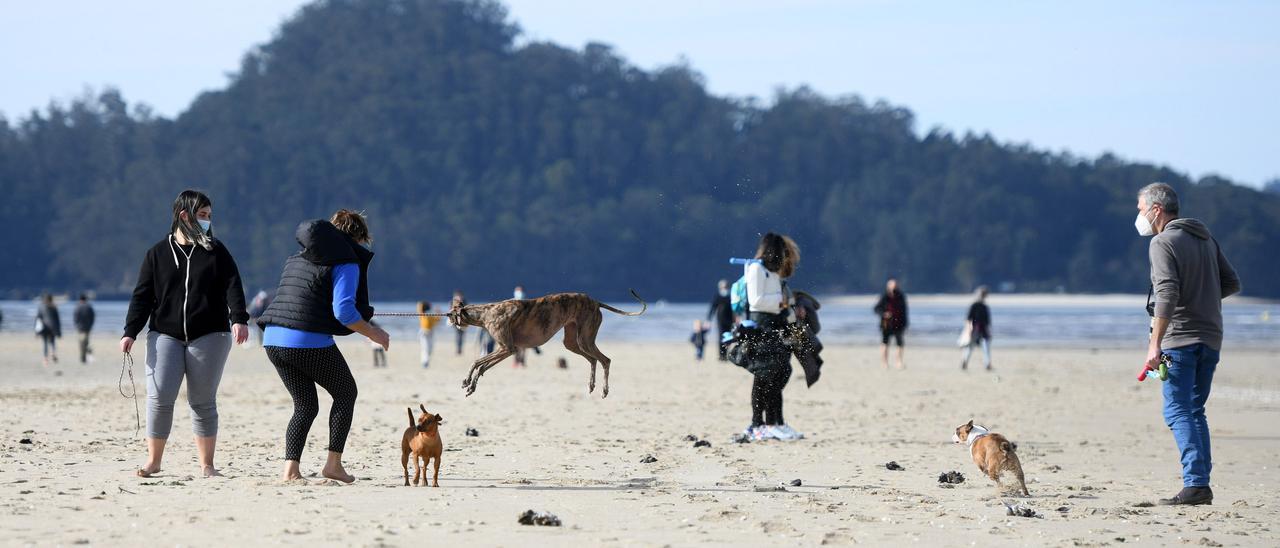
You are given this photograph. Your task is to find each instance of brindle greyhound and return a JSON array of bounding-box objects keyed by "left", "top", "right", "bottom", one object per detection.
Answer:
[{"left": 446, "top": 290, "right": 646, "bottom": 397}]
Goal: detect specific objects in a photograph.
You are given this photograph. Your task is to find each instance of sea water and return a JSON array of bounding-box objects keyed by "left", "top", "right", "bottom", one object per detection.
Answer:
[{"left": 4, "top": 297, "right": 1276, "bottom": 350}]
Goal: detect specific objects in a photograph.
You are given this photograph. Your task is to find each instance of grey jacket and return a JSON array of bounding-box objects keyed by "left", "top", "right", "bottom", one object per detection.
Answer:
[{"left": 1149, "top": 218, "right": 1241, "bottom": 350}]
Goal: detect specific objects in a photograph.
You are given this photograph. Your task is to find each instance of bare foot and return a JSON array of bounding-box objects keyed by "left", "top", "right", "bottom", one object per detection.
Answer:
[
  {"left": 282, "top": 470, "right": 304, "bottom": 482},
  {"left": 202, "top": 465, "right": 224, "bottom": 478},
  {"left": 136, "top": 463, "right": 161, "bottom": 478},
  {"left": 322, "top": 465, "right": 355, "bottom": 484}
]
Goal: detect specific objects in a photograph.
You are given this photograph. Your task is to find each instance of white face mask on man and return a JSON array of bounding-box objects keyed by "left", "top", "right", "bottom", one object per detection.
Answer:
[{"left": 1134, "top": 206, "right": 1157, "bottom": 237}]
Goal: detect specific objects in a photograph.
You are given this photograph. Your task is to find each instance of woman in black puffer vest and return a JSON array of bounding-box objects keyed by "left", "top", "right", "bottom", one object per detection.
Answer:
[{"left": 257, "top": 209, "right": 390, "bottom": 483}]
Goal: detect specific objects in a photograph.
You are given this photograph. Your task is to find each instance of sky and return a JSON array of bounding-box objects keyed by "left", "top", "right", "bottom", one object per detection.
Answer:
[{"left": 2, "top": 1, "right": 1276, "bottom": 187}]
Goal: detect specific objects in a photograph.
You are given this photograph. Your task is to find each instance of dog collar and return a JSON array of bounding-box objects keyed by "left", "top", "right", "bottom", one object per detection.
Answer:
[{"left": 965, "top": 426, "right": 990, "bottom": 448}]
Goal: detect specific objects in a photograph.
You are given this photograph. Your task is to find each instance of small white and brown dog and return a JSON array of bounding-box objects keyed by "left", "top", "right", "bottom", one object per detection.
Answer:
[{"left": 952, "top": 420, "right": 1029, "bottom": 496}]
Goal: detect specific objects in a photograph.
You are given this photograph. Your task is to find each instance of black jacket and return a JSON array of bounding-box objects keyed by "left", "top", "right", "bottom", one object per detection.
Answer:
[
  {"left": 873, "top": 290, "right": 909, "bottom": 331},
  {"left": 123, "top": 236, "right": 249, "bottom": 341},
  {"left": 257, "top": 220, "right": 375, "bottom": 335},
  {"left": 790, "top": 291, "right": 824, "bottom": 387},
  {"left": 37, "top": 304, "right": 61, "bottom": 338},
  {"left": 74, "top": 302, "right": 95, "bottom": 332},
  {"left": 707, "top": 293, "right": 734, "bottom": 330}
]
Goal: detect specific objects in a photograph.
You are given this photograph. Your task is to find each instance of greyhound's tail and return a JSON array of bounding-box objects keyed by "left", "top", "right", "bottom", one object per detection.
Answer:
[
  {"left": 407, "top": 407, "right": 415, "bottom": 428},
  {"left": 599, "top": 289, "right": 647, "bottom": 317}
]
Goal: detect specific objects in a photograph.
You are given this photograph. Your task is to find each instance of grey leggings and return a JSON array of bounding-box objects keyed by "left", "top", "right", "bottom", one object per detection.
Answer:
[{"left": 145, "top": 331, "right": 232, "bottom": 439}]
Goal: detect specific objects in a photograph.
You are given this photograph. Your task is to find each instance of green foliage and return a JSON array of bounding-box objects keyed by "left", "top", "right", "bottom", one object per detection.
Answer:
[{"left": 2, "top": 0, "right": 1277, "bottom": 300}]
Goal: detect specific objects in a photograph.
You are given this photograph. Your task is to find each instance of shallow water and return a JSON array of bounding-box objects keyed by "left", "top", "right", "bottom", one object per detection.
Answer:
[{"left": 5, "top": 297, "right": 1276, "bottom": 350}]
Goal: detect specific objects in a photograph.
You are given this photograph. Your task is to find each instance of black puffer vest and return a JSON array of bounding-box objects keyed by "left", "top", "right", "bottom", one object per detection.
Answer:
[{"left": 257, "top": 220, "right": 375, "bottom": 335}]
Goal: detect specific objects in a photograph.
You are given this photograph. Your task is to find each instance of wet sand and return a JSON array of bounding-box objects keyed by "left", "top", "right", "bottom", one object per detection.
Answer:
[{"left": 1, "top": 332, "right": 1278, "bottom": 546}]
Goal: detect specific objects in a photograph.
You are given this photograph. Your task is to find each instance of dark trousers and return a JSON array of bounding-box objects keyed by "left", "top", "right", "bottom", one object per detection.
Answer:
[
  {"left": 78, "top": 331, "right": 92, "bottom": 362},
  {"left": 752, "top": 363, "right": 792, "bottom": 426}
]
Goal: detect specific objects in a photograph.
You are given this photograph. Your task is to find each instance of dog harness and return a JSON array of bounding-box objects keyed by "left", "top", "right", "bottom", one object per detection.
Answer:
[{"left": 964, "top": 425, "right": 990, "bottom": 448}]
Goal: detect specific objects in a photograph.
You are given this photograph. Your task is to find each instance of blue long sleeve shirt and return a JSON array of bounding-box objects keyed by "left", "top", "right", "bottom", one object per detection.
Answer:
[{"left": 263, "top": 263, "right": 361, "bottom": 348}]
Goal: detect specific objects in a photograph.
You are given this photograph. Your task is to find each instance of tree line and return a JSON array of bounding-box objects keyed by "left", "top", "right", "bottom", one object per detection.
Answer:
[{"left": 3, "top": 0, "right": 1278, "bottom": 301}]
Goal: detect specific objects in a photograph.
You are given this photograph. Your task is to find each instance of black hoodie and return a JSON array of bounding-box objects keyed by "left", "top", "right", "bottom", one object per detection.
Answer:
[{"left": 123, "top": 236, "right": 249, "bottom": 341}]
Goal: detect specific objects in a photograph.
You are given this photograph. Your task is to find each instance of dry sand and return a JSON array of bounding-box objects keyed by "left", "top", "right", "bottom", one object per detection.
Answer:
[{"left": 1, "top": 331, "right": 1278, "bottom": 547}]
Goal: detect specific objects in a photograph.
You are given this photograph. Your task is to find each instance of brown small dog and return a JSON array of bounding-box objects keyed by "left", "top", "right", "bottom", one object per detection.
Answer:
[
  {"left": 401, "top": 405, "right": 443, "bottom": 487},
  {"left": 952, "top": 420, "right": 1029, "bottom": 496}
]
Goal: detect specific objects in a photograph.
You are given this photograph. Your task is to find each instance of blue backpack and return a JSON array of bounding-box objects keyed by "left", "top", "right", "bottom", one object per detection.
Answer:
[{"left": 730, "top": 275, "right": 749, "bottom": 316}]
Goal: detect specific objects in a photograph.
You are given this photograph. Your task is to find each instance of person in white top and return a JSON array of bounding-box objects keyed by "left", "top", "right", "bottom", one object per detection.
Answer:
[{"left": 738, "top": 232, "right": 804, "bottom": 442}]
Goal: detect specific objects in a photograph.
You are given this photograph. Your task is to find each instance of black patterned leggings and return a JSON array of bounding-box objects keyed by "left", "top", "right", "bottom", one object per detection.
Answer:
[{"left": 265, "top": 345, "right": 358, "bottom": 461}]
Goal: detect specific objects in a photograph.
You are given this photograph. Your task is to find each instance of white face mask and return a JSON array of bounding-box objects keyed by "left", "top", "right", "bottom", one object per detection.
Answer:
[{"left": 1134, "top": 207, "right": 1156, "bottom": 237}]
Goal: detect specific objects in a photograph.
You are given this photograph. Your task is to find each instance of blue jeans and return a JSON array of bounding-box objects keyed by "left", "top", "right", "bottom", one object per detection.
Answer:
[{"left": 1161, "top": 343, "right": 1219, "bottom": 487}]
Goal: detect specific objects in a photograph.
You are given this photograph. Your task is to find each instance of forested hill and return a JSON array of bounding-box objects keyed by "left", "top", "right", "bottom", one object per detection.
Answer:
[{"left": 2, "top": 0, "right": 1278, "bottom": 301}]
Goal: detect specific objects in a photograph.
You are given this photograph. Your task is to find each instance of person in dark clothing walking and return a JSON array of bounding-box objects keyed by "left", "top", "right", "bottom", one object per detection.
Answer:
[
  {"left": 370, "top": 320, "right": 388, "bottom": 368},
  {"left": 36, "top": 293, "right": 62, "bottom": 366},
  {"left": 121, "top": 190, "right": 250, "bottom": 478},
  {"left": 451, "top": 290, "right": 468, "bottom": 355},
  {"left": 73, "top": 293, "right": 95, "bottom": 364},
  {"left": 960, "top": 286, "right": 992, "bottom": 370},
  {"left": 739, "top": 232, "right": 803, "bottom": 442},
  {"left": 873, "top": 278, "right": 909, "bottom": 369},
  {"left": 258, "top": 210, "right": 389, "bottom": 483},
  {"left": 707, "top": 279, "right": 734, "bottom": 361}
]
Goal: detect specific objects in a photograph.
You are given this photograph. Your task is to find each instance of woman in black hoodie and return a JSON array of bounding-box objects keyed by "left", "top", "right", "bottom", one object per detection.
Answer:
[{"left": 121, "top": 190, "right": 249, "bottom": 478}]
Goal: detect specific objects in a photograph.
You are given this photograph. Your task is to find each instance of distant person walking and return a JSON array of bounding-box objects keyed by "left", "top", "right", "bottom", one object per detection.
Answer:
[
  {"left": 36, "top": 293, "right": 62, "bottom": 366},
  {"left": 451, "top": 290, "right": 468, "bottom": 355},
  {"left": 738, "top": 232, "right": 803, "bottom": 441},
  {"left": 121, "top": 190, "right": 250, "bottom": 478},
  {"left": 874, "top": 278, "right": 909, "bottom": 369},
  {"left": 370, "top": 320, "right": 388, "bottom": 368},
  {"left": 73, "top": 293, "right": 96, "bottom": 364},
  {"left": 960, "top": 286, "right": 992, "bottom": 370},
  {"left": 417, "top": 301, "right": 440, "bottom": 368},
  {"left": 257, "top": 210, "right": 389, "bottom": 483},
  {"left": 511, "top": 284, "right": 541, "bottom": 366},
  {"left": 707, "top": 279, "right": 734, "bottom": 361},
  {"left": 247, "top": 289, "right": 273, "bottom": 346},
  {"left": 690, "top": 319, "right": 709, "bottom": 361},
  {"left": 1133, "top": 182, "right": 1240, "bottom": 506},
  {"left": 512, "top": 285, "right": 529, "bottom": 367}
]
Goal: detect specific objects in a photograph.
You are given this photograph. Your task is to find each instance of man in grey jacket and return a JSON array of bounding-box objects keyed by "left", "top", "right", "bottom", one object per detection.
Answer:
[{"left": 1135, "top": 182, "right": 1241, "bottom": 506}]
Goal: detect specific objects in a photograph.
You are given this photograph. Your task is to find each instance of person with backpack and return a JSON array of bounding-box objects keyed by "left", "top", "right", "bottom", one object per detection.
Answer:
[
  {"left": 121, "top": 190, "right": 250, "bottom": 478},
  {"left": 733, "top": 232, "right": 803, "bottom": 442}
]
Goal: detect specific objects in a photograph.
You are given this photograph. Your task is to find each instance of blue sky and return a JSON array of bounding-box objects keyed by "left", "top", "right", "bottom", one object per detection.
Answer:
[{"left": 3, "top": 0, "right": 1276, "bottom": 187}]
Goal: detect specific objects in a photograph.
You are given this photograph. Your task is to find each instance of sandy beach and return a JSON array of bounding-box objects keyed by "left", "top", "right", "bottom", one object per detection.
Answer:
[{"left": 2, "top": 331, "right": 1278, "bottom": 547}]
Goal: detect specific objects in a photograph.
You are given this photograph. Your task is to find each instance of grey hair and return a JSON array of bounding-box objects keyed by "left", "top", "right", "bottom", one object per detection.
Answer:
[{"left": 1138, "top": 182, "right": 1179, "bottom": 215}]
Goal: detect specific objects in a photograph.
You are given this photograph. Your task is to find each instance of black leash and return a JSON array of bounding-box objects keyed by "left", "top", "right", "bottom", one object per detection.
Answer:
[
  {"left": 373, "top": 312, "right": 449, "bottom": 317},
  {"left": 119, "top": 352, "right": 140, "bottom": 437}
]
